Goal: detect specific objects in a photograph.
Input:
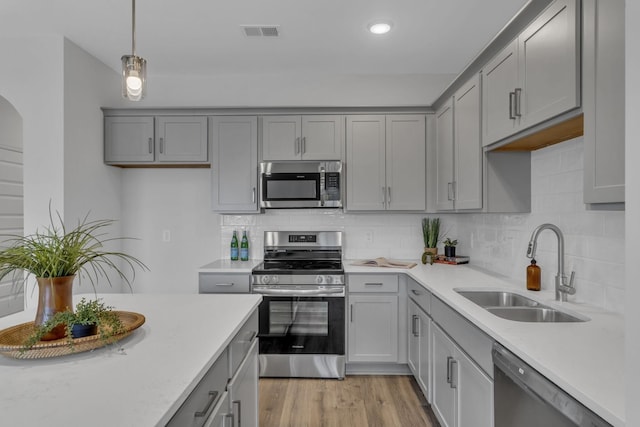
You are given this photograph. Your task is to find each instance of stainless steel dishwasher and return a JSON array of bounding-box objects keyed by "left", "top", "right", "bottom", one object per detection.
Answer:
[{"left": 493, "top": 343, "right": 612, "bottom": 427}]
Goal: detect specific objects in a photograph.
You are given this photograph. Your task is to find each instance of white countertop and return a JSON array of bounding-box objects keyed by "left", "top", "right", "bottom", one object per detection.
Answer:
[
  {"left": 345, "top": 260, "right": 625, "bottom": 427},
  {"left": 199, "top": 259, "right": 260, "bottom": 273},
  {"left": 0, "top": 293, "right": 262, "bottom": 427}
]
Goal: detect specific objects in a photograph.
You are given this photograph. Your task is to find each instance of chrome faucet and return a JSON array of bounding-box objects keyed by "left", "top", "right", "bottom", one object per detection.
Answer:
[{"left": 526, "top": 223, "right": 576, "bottom": 301}]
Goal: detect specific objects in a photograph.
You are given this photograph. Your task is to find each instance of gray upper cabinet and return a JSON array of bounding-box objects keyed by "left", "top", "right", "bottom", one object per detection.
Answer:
[
  {"left": 261, "top": 115, "right": 343, "bottom": 161},
  {"left": 346, "top": 115, "right": 426, "bottom": 211},
  {"left": 582, "top": 0, "right": 625, "bottom": 205},
  {"left": 155, "top": 116, "right": 208, "bottom": 163},
  {"left": 482, "top": 0, "right": 580, "bottom": 147},
  {"left": 104, "top": 116, "right": 155, "bottom": 164},
  {"left": 436, "top": 74, "right": 482, "bottom": 212},
  {"left": 210, "top": 116, "right": 259, "bottom": 213},
  {"left": 104, "top": 115, "right": 208, "bottom": 166}
]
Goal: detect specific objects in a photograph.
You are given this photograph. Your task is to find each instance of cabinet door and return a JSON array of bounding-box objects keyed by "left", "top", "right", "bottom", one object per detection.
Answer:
[
  {"left": 348, "top": 294, "right": 398, "bottom": 362},
  {"left": 104, "top": 116, "right": 154, "bottom": 163},
  {"left": 435, "top": 100, "right": 455, "bottom": 211},
  {"left": 454, "top": 75, "right": 483, "bottom": 210},
  {"left": 518, "top": 0, "right": 580, "bottom": 129},
  {"left": 431, "top": 325, "right": 456, "bottom": 427},
  {"left": 228, "top": 339, "right": 259, "bottom": 427},
  {"left": 301, "top": 115, "right": 343, "bottom": 160},
  {"left": 482, "top": 40, "right": 519, "bottom": 146},
  {"left": 345, "top": 116, "right": 387, "bottom": 211},
  {"left": 156, "top": 116, "right": 208, "bottom": 163},
  {"left": 417, "top": 310, "right": 431, "bottom": 401},
  {"left": 408, "top": 299, "right": 421, "bottom": 376},
  {"left": 583, "top": 0, "right": 625, "bottom": 204},
  {"left": 386, "top": 115, "right": 426, "bottom": 211},
  {"left": 457, "top": 348, "right": 493, "bottom": 427},
  {"left": 261, "top": 115, "right": 301, "bottom": 160},
  {"left": 210, "top": 116, "right": 259, "bottom": 212}
]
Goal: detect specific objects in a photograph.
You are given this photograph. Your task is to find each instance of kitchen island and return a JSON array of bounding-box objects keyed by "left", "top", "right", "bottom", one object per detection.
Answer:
[{"left": 0, "top": 293, "right": 262, "bottom": 426}]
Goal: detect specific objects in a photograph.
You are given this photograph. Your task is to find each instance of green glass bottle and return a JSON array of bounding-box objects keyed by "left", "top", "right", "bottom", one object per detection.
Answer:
[
  {"left": 240, "top": 230, "right": 249, "bottom": 261},
  {"left": 230, "top": 230, "right": 239, "bottom": 261}
]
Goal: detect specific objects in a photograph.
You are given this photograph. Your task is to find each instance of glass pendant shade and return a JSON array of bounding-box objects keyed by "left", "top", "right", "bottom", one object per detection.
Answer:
[{"left": 121, "top": 55, "right": 147, "bottom": 101}]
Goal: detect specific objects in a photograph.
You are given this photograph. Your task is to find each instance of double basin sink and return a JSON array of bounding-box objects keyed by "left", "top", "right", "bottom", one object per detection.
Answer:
[{"left": 456, "top": 290, "right": 588, "bottom": 323}]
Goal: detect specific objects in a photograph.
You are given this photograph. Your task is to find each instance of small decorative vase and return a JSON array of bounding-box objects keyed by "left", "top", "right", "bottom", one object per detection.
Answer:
[
  {"left": 71, "top": 323, "right": 98, "bottom": 339},
  {"left": 444, "top": 246, "right": 456, "bottom": 258},
  {"left": 35, "top": 276, "right": 75, "bottom": 341}
]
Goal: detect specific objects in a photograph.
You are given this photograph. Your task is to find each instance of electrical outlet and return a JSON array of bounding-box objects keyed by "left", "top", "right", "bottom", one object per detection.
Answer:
[
  {"left": 162, "top": 229, "right": 171, "bottom": 242},
  {"left": 365, "top": 230, "right": 374, "bottom": 244}
]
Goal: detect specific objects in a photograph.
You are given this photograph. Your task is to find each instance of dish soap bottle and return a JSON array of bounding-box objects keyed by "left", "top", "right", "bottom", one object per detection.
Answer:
[
  {"left": 230, "top": 230, "right": 239, "bottom": 261},
  {"left": 240, "top": 230, "right": 249, "bottom": 261},
  {"left": 527, "top": 259, "right": 541, "bottom": 291}
]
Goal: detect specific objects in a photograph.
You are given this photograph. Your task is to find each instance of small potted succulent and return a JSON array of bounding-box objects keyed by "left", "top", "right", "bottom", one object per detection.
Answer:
[
  {"left": 443, "top": 237, "right": 458, "bottom": 258},
  {"left": 22, "top": 298, "right": 125, "bottom": 351}
]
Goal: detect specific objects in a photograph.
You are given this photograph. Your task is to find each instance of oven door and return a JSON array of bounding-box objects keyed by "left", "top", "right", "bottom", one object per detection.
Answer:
[{"left": 257, "top": 295, "right": 345, "bottom": 355}]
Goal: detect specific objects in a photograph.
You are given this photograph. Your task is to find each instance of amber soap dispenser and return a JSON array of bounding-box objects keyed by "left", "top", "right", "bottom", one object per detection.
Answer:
[{"left": 527, "top": 259, "right": 541, "bottom": 291}]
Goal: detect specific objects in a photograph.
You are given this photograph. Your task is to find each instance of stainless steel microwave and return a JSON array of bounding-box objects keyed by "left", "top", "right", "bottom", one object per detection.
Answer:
[{"left": 259, "top": 161, "right": 342, "bottom": 208}]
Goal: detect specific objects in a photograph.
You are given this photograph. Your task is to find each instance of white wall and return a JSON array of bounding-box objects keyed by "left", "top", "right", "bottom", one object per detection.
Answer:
[
  {"left": 103, "top": 73, "right": 455, "bottom": 108},
  {"left": 62, "top": 39, "right": 127, "bottom": 293}
]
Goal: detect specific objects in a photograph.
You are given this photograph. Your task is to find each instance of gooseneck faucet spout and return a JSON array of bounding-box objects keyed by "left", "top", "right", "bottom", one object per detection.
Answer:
[{"left": 526, "top": 223, "right": 576, "bottom": 301}]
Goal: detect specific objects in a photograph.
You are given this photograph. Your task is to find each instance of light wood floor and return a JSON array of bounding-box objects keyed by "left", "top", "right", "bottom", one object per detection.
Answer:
[{"left": 259, "top": 375, "right": 440, "bottom": 427}]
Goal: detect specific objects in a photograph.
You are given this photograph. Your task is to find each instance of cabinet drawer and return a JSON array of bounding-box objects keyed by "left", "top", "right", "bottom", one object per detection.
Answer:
[
  {"left": 348, "top": 274, "right": 398, "bottom": 293},
  {"left": 168, "top": 350, "right": 229, "bottom": 427},
  {"left": 431, "top": 296, "right": 494, "bottom": 377},
  {"left": 199, "top": 273, "right": 250, "bottom": 293},
  {"left": 228, "top": 310, "right": 259, "bottom": 378},
  {"left": 407, "top": 277, "right": 431, "bottom": 314}
]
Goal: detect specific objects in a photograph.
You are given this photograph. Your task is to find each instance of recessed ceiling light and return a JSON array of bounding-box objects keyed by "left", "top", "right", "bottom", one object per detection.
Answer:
[{"left": 368, "top": 22, "right": 392, "bottom": 35}]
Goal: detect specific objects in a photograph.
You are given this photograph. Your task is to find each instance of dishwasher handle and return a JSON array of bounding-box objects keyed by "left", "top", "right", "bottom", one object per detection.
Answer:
[{"left": 492, "top": 343, "right": 612, "bottom": 427}]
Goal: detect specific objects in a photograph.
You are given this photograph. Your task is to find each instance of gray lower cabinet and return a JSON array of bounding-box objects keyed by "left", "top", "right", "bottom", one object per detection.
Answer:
[
  {"left": 104, "top": 115, "right": 208, "bottom": 166},
  {"left": 348, "top": 274, "right": 400, "bottom": 363},
  {"left": 199, "top": 273, "right": 251, "bottom": 294},
  {"left": 408, "top": 298, "right": 431, "bottom": 399},
  {"left": 210, "top": 116, "right": 259, "bottom": 212},
  {"left": 227, "top": 339, "right": 259, "bottom": 427},
  {"left": 582, "top": 0, "right": 625, "bottom": 205}
]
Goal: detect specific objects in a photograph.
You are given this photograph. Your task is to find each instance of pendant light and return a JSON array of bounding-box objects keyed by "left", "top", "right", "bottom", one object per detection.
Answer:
[{"left": 121, "top": 0, "right": 147, "bottom": 101}]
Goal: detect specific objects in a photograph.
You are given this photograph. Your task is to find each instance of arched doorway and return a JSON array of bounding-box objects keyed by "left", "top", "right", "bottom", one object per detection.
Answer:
[{"left": 0, "top": 95, "right": 24, "bottom": 316}]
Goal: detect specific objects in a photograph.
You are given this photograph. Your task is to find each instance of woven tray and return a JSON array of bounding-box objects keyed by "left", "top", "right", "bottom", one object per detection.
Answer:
[{"left": 0, "top": 311, "right": 145, "bottom": 359}]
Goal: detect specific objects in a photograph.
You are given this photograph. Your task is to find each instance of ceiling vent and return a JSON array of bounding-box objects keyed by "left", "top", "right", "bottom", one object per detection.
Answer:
[{"left": 241, "top": 25, "right": 280, "bottom": 37}]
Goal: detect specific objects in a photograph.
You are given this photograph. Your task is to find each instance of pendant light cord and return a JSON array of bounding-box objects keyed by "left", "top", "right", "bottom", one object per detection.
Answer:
[{"left": 131, "top": 0, "right": 136, "bottom": 56}]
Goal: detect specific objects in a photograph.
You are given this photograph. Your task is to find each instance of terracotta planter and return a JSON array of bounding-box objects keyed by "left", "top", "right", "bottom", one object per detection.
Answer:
[{"left": 35, "top": 276, "right": 75, "bottom": 341}]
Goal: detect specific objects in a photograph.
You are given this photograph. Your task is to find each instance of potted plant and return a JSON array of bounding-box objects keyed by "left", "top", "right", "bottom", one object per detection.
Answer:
[
  {"left": 0, "top": 208, "right": 147, "bottom": 341},
  {"left": 421, "top": 217, "right": 441, "bottom": 264},
  {"left": 22, "top": 298, "right": 125, "bottom": 351},
  {"left": 443, "top": 237, "right": 458, "bottom": 258}
]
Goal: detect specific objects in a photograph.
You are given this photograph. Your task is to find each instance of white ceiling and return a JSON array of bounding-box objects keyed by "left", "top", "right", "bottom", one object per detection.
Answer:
[{"left": 0, "top": 0, "right": 529, "bottom": 77}]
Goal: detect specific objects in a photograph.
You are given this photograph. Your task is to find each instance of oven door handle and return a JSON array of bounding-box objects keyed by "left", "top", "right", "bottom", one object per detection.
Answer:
[{"left": 253, "top": 287, "right": 345, "bottom": 296}]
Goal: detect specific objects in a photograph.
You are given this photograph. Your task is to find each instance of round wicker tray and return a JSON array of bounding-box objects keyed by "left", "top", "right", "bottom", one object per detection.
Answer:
[{"left": 0, "top": 311, "right": 145, "bottom": 359}]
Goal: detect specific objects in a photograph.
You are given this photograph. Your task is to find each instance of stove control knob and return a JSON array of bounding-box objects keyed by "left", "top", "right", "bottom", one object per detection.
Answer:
[
  {"left": 261, "top": 275, "right": 271, "bottom": 285},
  {"left": 316, "top": 275, "right": 324, "bottom": 284},
  {"left": 271, "top": 276, "right": 279, "bottom": 284},
  {"left": 324, "top": 275, "right": 333, "bottom": 284}
]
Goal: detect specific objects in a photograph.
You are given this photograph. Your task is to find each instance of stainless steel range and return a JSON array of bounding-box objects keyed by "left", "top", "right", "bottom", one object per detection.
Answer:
[{"left": 251, "top": 231, "right": 345, "bottom": 379}]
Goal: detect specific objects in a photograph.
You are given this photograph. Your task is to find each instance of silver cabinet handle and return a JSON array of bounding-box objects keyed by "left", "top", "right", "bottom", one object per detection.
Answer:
[
  {"left": 295, "top": 137, "right": 300, "bottom": 155},
  {"left": 159, "top": 137, "right": 165, "bottom": 153},
  {"left": 233, "top": 400, "right": 242, "bottom": 427},
  {"left": 301, "top": 136, "right": 306, "bottom": 154},
  {"left": 382, "top": 186, "right": 386, "bottom": 207},
  {"left": 350, "top": 304, "right": 354, "bottom": 322},
  {"left": 148, "top": 137, "right": 153, "bottom": 154},
  {"left": 446, "top": 356, "right": 453, "bottom": 384},
  {"left": 194, "top": 390, "right": 219, "bottom": 417},
  {"left": 387, "top": 187, "right": 391, "bottom": 204},
  {"left": 215, "top": 283, "right": 235, "bottom": 287},
  {"left": 411, "top": 289, "right": 421, "bottom": 296},
  {"left": 252, "top": 187, "right": 256, "bottom": 203},
  {"left": 509, "top": 91, "right": 516, "bottom": 120},
  {"left": 412, "top": 315, "right": 419, "bottom": 337},
  {"left": 447, "top": 182, "right": 454, "bottom": 201},
  {"left": 364, "top": 282, "right": 383, "bottom": 286},
  {"left": 514, "top": 87, "right": 522, "bottom": 117},
  {"left": 450, "top": 359, "right": 458, "bottom": 389}
]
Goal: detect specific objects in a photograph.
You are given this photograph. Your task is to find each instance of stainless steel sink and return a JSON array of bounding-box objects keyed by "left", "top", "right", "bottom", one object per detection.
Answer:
[{"left": 455, "top": 289, "right": 587, "bottom": 323}]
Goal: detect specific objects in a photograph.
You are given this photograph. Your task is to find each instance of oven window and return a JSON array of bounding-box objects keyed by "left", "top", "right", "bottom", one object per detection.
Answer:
[{"left": 269, "top": 300, "right": 328, "bottom": 336}]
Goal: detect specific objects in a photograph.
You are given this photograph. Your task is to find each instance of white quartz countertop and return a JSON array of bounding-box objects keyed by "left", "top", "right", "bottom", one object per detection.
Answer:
[
  {"left": 0, "top": 293, "right": 262, "bottom": 427},
  {"left": 345, "top": 260, "right": 625, "bottom": 427},
  {"left": 199, "top": 259, "right": 259, "bottom": 273}
]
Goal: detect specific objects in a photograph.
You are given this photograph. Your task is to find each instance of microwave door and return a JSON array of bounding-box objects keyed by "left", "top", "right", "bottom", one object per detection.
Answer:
[{"left": 262, "top": 173, "right": 321, "bottom": 207}]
